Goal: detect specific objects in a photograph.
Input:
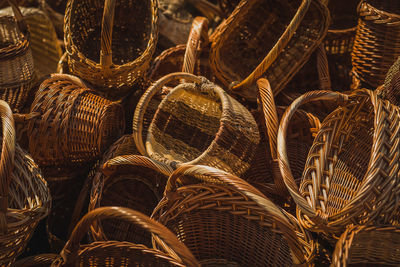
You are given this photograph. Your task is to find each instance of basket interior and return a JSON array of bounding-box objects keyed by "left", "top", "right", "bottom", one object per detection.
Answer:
[{"left": 69, "top": 0, "right": 152, "bottom": 65}]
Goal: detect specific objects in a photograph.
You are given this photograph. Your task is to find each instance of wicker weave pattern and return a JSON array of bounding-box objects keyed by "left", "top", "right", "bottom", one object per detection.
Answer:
[{"left": 382, "top": 56, "right": 400, "bottom": 106}]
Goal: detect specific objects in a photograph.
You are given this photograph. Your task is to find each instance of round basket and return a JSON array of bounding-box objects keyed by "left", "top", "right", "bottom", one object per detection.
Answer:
[
  {"left": 64, "top": 0, "right": 158, "bottom": 97},
  {"left": 133, "top": 72, "right": 260, "bottom": 176},
  {"left": 277, "top": 89, "right": 400, "bottom": 237},
  {"left": 0, "top": 100, "right": 51, "bottom": 266},
  {"left": 53, "top": 207, "right": 200, "bottom": 267},
  {"left": 151, "top": 164, "right": 315, "bottom": 266}
]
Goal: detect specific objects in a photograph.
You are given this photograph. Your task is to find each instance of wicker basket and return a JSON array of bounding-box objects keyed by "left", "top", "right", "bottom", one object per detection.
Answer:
[
  {"left": 381, "top": 56, "right": 400, "bottom": 106},
  {"left": 277, "top": 89, "right": 400, "bottom": 236},
  {"left": 39, "top": 0, "right": 66, "bottom": 38},
  {"left": 332, "top": 225, "right": 400, "bottom": 267},
  {"left": 18, "top": 74, "right": 125, "bottom": 169},
  {"left": 209, "top": 0, "right": 330, "bottom": 101},
  {"left": 133, "top": 72, "right": 260, "bottom": 176},
  {"left": 89, "top": 135, "right": 173, "bottom": 247},
  {"left": 352, "top": 0, "right": 400, "bottom": 88},
  {"left": 64, "top": 0, "right": 158, "bottom": 97},
  {"left": 13, "top": 253, "right": 58, "bottom": 267},
  {"left": 0, "top": 0, "right": 36, "bottom": 112},
  {"left": 0, "top": 100, "right": 51, "bottom": 266},
  {"left": 53, "top": 207, "right": 200, "bottom": 267},
  {"left": 152, "top": 164, "right": 315, "bottom": 266}
]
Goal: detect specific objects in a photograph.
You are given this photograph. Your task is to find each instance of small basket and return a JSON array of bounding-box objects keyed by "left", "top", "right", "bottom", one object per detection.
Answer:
[
  {"left": 277, "top": 89, "right": 400, "bottom": 236},
  {"left": 0, "top": 0, "right": 36, "bottom": 112},
  {"left": 209, "top": 0, "right": 330, "bottom": 101},
  {"left": 19, "top": 74, "right": 125, "bottom": 169},
  {"left": 133, "top": 72, "right": 260, "bottom": 176},
  {"left": 0, "top": 100, "right": 51, "bottom": 266},
  {"left": 53, "top": 207, "right": 200, "bottom": 267},
  {"left": 332, "top": 225, "right": 400, "bottom": 267},
  {"left": 152, "top": 164, "right": 315, "bottom": 266},
  {"left": 64, "top": 0, "right": 158, "bottom": 97},
  {"left": 89, "top": 135, "right": 173, "bottom": 247},
  {"left": 352, "top": 0, "right": 400, "bottom": 88}
]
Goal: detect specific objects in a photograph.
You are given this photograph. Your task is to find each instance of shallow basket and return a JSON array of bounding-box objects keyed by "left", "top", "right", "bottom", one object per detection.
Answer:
[
  {"left": 0, "top": 100, "right": 51, "bottom": 266},
  {"left": 133, "top": 72, "right": 260, "bottom": 176},
  {"left": 64, "top": 0, "right": 158, "bottom": 97},
  {"left": 209, "top": 0, "right": 330, "bottom": 101},
  {"left": 53, "top": 207, "right": 200, "bottom": 267},
  {"left": 151, "top": 164, "right": 315, "bottom": 266},
  {"left": 277, "top": 89, "right": 400, "bottom": 237}
]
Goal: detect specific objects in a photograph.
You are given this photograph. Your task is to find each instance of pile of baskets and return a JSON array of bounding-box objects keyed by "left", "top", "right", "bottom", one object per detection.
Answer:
[{"left": 1, "top": 0, "right": 400, "bottom": 266}]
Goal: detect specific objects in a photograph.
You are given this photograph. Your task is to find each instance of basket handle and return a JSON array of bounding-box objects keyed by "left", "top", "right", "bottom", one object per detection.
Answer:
[
  {"left": 6, "top": 0, "right": 28, "bottom": 34},
  {"left": 59, "top": 207, "right": 200, "bottom": 267},
  {"left": 277, "top": 90, "right": 348, "bottom": 220},
  {"left": 182, "top": 16, "right": 209, "bottom": 74},
  {"left": 132, "top": 72, "right": 203, "bottom": 155},
  {"left": 100, "top": 0, "right": 116, "bottom": 68},
  {"left": 0, "top": 101, "right": 16, "bottom": 234},
  {"left": 316, "top": 44, "right": 331, "bottom": 90},
  {"left": 231, "top": 0, "right": 311, "bottom": 94}
]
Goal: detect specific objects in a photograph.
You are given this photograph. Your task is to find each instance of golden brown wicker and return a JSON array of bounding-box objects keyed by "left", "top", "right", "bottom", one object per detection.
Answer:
[
  {"left": 382, "top": 56, "right": 400, "bottom": 106},
  {"left": 277, "top": 89, "right": 400, "bottom": 237},
  {"left": 53, "top": 207, "right": 200, "bottom": 267},
  {"left": 89, "top": 135, "right": 173, "bottom": 247},
  {"left": 0, "top": 100, "right": 51, "bottom": 266},
  {"left": 152, "top": 164, "right": 315, "bottom": 266},
  {"left": 209, "top": 0, "right": 330, "bottom": 101},
  {"left": 332, "top": 225, "right": 400, "bottom": 267},
  {"left": 13, "top": 254, "right": 58, "bottom": 267},
  {"left": 0, "top": 0, "right": 36, "bottom": 112},
  {"left": 39, "top": 0, "right": 66, "bottom": 38},
  {"left": 133, "top": 72, "right": 260, "bottom": 176},
  {"left": 352, "top": 0, "right": 400, "bottom": 88},
  {"left": 19, "top": 74, "right": 125, "bottom": 169},
  {"left": 64, "top": 0, "right": 158, "bottom": 97}
]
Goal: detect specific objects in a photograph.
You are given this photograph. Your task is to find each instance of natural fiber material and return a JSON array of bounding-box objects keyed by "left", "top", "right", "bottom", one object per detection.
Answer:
[
  {"left": 332, "top": 225, "right": 400, "bottom": 267},
  {"left": 53, "top": 207, "right": 200, "bottom": 267},
  {"left": 40, "top": 0, "right": 66, "bottom": 37},
  {"left": 0, "top": 0, "right": 35, "bottom": 112},
  {"left": 24, "top": 74, "right": 124, "bottom": 168},
  {"left": 89, "top": 135, "right": 173, "bottom": 247},
  {"left": 64, "top": 0, "right": 158, "bottom": 97},
  {"left": 133, "top": 72, "right": 259, "bottom": 176},
  {"left": 382, "top": 56, "right": 400, "bottom": 106},
  {"left": 277, "top": 89, "right": 400, "bottom": 236},
  {"left": 209, "top": 0, "right": 330, "bottom": 101},
  {"left": 0, "top": 100, "right": 51, "bottom": 266},
  {"left": 13, "top": 253, "right": 58, "bottom": 267},
  {"left": 152, "top": 164, "right": 315, "bottom": 266},
  {"left": 352, "top": 0, "right": 400, "bottom": 88}
]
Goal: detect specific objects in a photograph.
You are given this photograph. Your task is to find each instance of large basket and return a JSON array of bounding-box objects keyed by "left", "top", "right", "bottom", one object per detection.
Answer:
[
  {"left": 89, "top": 135, "right": 173, "bottom": 247},
  {"left": 332, "top": 225, "right": 400, "bottom": 267},
  {"left": 0, "top": 100, "right": 51, "bottom": 266},
  {"left": 0, "top": 0, "right": 35, "bottom": 112},
  {"left": 133, "top": 72, "right": 260, "bottom": 176},
  {"left": 152, "top": 164, "right": 315, "bottom": 266},
  {"left": 209, "top": 0, "right": 330, "bottom": 101},
  {"left": 53, "top": 207, "right": 200, "bottom": 267},
  {"left": 277, "top": 89, "right": 400, "bottom": 236},
  {"left": 20, "top": 74, "right": 125, "bottom": 169},
  {"left": 352, "top": 0, "right": 400, "bottom": 88},
  {"left": 64, "top": 0, "right": 158, "bottom": 97}
]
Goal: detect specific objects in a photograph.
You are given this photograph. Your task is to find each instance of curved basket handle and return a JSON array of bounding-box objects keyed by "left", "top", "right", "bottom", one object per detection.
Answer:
[
  {"left": 59, "top": 207, "right": 199, "bottom": 267},
  {"left": 100, "top": 0, "right": 116, "bottom": 68},
  {"left": 132, "top": 72, "right": 203, "bottom": 155},
  {"left": 276, "top": 91, "right": 348, "bottom": 220},
  {"left": 6, "top": 0, "right": 28, "bottom": 33},
  {"left": 231, "top": 0, "right": 311, "bottom": 93},
  {"left": 0, "top": 100, "right": 16, "bottom": 234},
  {"left": 183, "top": 16, "right": 209, "bottom": 74}
]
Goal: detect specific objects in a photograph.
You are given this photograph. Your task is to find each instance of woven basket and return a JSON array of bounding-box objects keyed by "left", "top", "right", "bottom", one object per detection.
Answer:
[
  {"left": 277, "top": 89, "right": 400, "bottom": 236},
  {"left": 18, "top": 74, "right": 125, "bottom": 169},
  {"left": 352, "top": 0, "right": 400, "bottom": 88},
  {"left": 53, "top": 207, "right": 200, "bottom": 267},
  {"left": 64, "top": 0, "right": 158, "bottom": 97},
  {"left": 133, "top": 72, "right": 260, "bottom": 176},
  {"left": 89, "top": 135, "right": 173, "bottom": 247},
  {"left": 381, "top": 56, "right": 400, "bottom": 106},
  {"left": 39, "top": 0, "right": 66, "bottom": 38},
  {"left": 152, "top": 164, "right": 315, "bottom": 266},
  {"left": 332, "top": 225, "right": 400, "bottom": 267},
  {"left": 209, "top": 0, "right": 330, "bottom": 101},
  {"left": 0, "top": 100, "right": 51, "bottom": 266},
  {"left": 0, "top": 0, "right": 36, "bottom": 112},
  {"left": 217, "top": 0, "right": 240, "bottom": 17},
  {"left": 13, "top": 253, "right": 58, "bottom": 267}
]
